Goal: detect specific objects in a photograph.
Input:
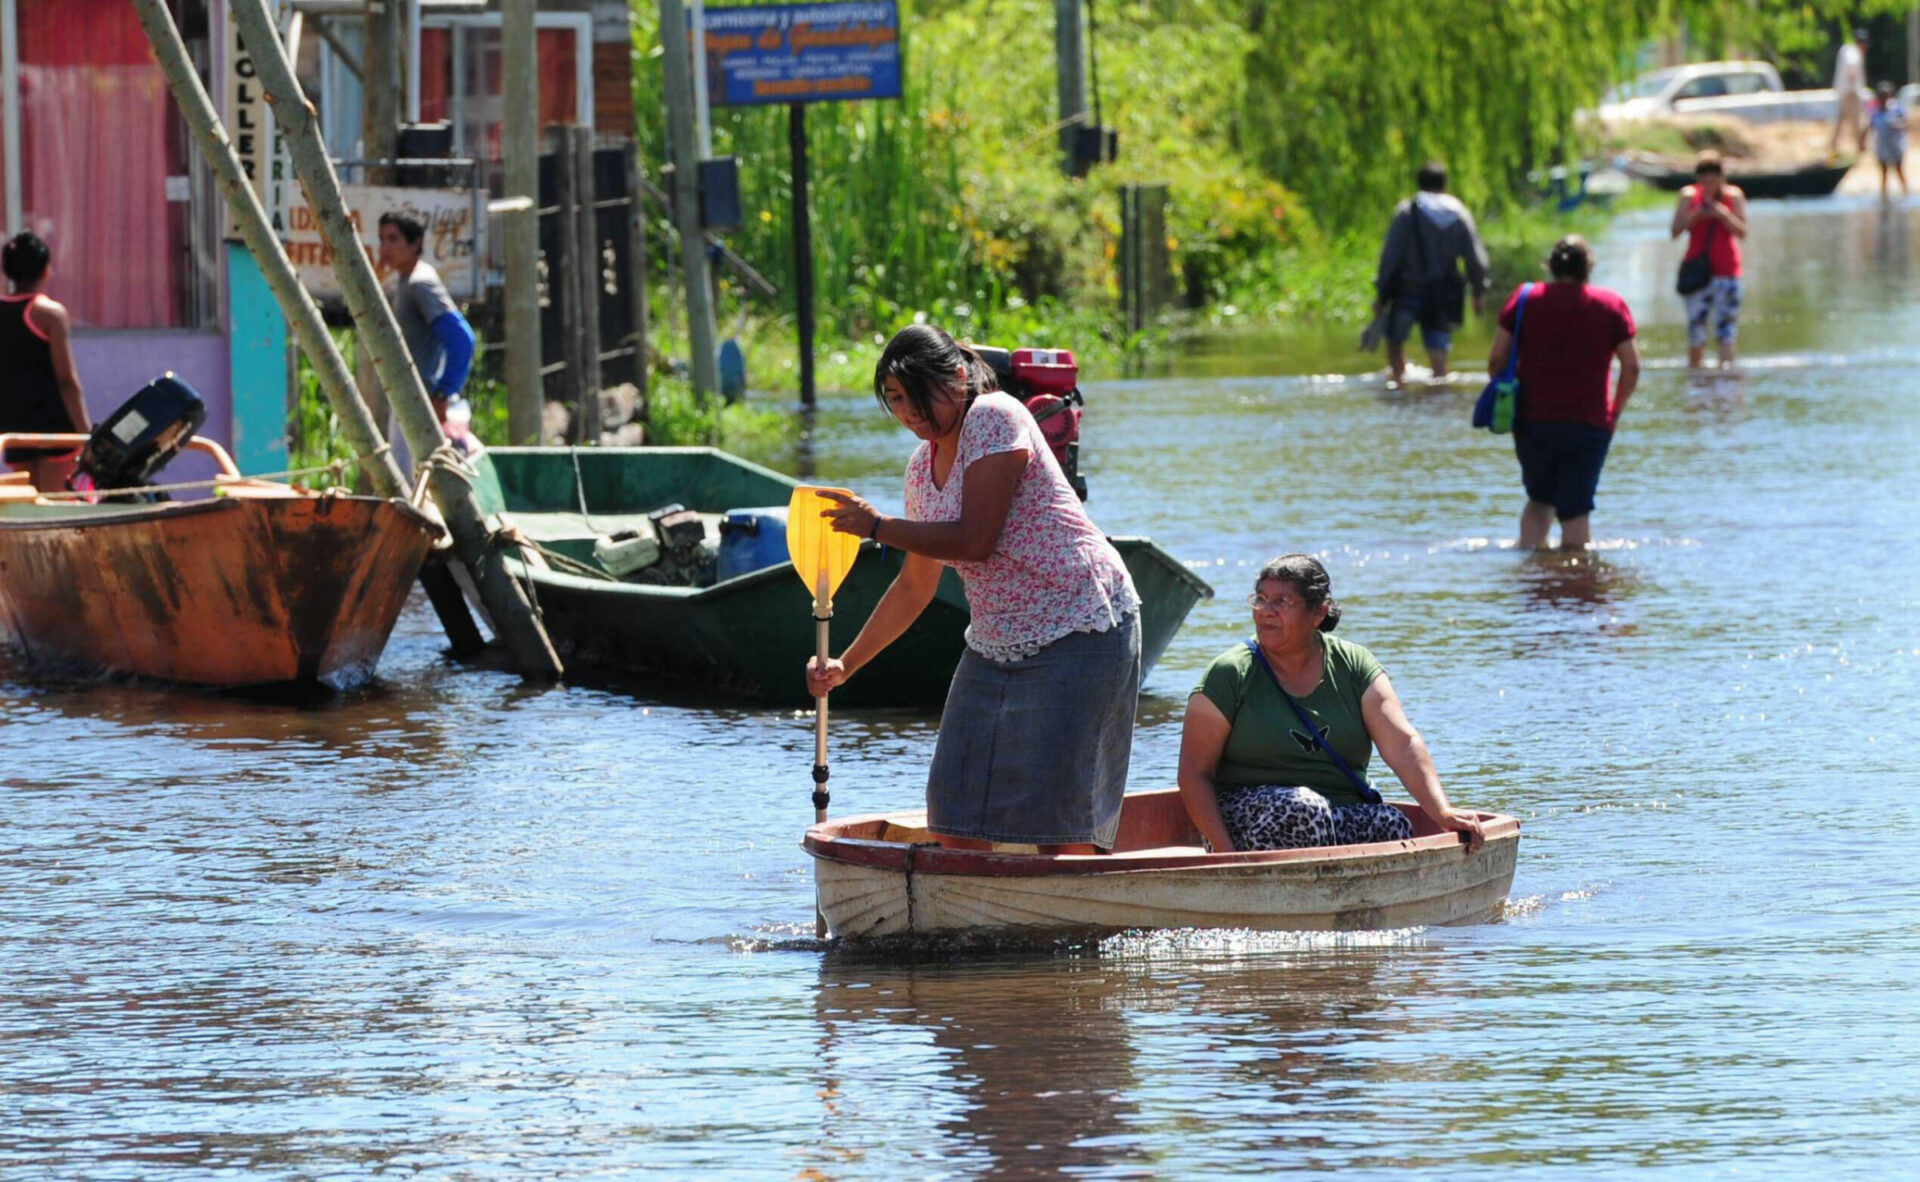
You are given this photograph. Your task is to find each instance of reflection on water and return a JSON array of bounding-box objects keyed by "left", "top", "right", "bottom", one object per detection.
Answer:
[{"left": 5, "top": 197, "right": 1920, "bottom": 1174}]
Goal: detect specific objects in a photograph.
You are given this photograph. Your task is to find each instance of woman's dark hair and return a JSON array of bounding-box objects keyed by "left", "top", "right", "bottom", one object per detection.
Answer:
[
  {"left": 1256, "top": 553, "right": 1341, "bottom": 632},
  {"left": 378, "top": 211, "right": 426, "bottom": 246},
  {"left": 1547, "top": 235, "right": 1593, "bottom": 283},
  {"left": 872, "top": 323, "right": 998, "bottom": 423},
  {"left": 3, "top": 231, "right": 50, "bottom": 286}
]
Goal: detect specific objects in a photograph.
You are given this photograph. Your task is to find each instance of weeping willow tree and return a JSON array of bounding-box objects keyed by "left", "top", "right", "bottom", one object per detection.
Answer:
[
  {"left": 1242, "top": 0, "right": 1672, "bottom": 228},
  {"left": 1240, "top": 0, "right": 1915, "bottom": 231}
]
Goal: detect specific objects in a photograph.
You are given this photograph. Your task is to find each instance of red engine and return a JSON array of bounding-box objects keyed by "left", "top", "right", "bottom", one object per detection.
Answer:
[{"left": 976, "top": 346, "right": 1088, "bottom": 500}]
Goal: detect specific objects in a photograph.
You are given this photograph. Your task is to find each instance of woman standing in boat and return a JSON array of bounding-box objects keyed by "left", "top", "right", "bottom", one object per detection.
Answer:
[
  {"left": 0, "top": 232, "right": 89, "bottom": 490},
  {"left": 1177, "top": 554, "right": 1485, "bottom": 854},
  {"left": 807, "top": 324, "right": 1140, "bottom": 855}
]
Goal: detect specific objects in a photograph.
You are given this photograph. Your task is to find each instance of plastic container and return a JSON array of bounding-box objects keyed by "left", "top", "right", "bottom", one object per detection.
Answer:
[
  {"left": 716, "top": 505, "right": 792, "bottom": 582},
  {"left": 594, "top": 530, "right": 662, "bottom": 577}
]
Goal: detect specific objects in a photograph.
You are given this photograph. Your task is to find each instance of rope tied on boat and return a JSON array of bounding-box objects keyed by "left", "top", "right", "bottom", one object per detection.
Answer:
[
  {"left": 490, "top": 523, "right": 621, "bottom": 583},
  {"left": 411, "top": 443, "right": 478, "bottom": 509}
]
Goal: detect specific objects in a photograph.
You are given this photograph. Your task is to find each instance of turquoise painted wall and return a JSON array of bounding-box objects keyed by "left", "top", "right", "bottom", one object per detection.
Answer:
[{"left": 225, "top": 244, "right": 289, "bottom": 474}]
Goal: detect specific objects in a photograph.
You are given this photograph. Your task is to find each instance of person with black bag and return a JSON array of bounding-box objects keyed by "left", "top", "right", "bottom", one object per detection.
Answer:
[
  {"left": 1370, "top": 161, "right": 1491, "bottom": 384},
  {"left": 1670, "top": 151, "right": 1749, "bottom": 369}
]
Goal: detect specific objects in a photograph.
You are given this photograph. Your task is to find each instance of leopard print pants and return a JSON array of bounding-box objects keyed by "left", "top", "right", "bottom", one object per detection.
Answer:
[{"left": 1214, "top": 785, "right": 1413, "bottom": 852}]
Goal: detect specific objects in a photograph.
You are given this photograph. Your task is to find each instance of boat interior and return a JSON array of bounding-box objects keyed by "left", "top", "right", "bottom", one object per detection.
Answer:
[
  {"left": 840, "top": 789, "right": 1459, "bottom": 858},
  {"left": 476, "top": 448, "right": 815, "bottom": 590}
]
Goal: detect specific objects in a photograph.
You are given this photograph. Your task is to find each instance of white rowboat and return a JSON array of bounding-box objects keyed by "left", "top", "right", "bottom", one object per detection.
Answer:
[{"left": 804, "top": 789, "right": 1520, "bottom": 940}]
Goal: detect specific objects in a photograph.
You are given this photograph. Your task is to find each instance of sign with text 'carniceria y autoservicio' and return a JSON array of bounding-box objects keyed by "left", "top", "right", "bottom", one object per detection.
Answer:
[{"left": 702, "top": 2, "right": 901, "bottom": 107}]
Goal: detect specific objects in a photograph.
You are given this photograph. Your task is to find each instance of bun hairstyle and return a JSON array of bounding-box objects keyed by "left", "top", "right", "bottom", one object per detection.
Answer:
[
  {"left": 2, "top": 231, "right": 50, "bottom": 287},
  {"left": 1547, "top": 235, "right": 1593, "bottom": 283},
  {"left": 872, "top": 322, "right": 999, "bottom": 424},
  {"left": 1257, "top": 553, "right": 1342, "bottom": 632}
]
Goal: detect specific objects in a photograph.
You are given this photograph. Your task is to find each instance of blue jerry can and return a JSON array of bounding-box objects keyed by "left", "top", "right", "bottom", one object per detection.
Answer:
[{"left": 716, "top": 506, "right": 794, "bottom": 582}]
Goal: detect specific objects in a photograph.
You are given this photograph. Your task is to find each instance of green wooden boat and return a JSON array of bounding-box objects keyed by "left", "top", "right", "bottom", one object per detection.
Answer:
[{"left": 473, "top": 447, "right": 1213, "bottom": 706}]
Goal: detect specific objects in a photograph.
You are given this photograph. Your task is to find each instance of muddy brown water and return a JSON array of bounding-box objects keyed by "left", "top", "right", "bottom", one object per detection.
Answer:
[{"left": 4, "top": 197, "right": 1917, "bottom": 1175}]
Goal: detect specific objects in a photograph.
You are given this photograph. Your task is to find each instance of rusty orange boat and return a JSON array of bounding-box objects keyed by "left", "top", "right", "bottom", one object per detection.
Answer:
[{"left": 0, "top": 433, "right": 442, "bottom": 687}]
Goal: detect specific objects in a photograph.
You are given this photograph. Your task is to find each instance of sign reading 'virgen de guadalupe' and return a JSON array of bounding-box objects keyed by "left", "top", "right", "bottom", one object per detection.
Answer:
[{"left": 702, "top": 2, "right": 901, "bottom": 107}]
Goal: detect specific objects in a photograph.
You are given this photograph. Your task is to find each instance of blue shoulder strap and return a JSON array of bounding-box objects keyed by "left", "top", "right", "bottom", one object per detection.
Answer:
[
  {"left": 1497, "top": 282, "right": 1533, "bottom": 383},
  {"left": 1244, "top": 639, "right": 1383, "bottom": 805}
]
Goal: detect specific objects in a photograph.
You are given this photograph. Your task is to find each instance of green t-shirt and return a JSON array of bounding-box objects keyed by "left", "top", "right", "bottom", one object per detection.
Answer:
[{"left": 1192, "top": 635, "right": 1386, "bottom": 807}]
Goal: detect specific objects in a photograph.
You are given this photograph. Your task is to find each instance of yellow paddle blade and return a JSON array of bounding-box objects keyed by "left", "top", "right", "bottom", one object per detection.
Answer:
[{"left": 786, "top": 486, "right": 862, "bottom": 605}]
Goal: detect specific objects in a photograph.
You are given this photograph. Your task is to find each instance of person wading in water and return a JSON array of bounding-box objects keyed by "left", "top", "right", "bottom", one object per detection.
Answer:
[
  {"left": 0, "top": 232, "right": 90, "bottom": 491},
  {"left": 1371, "top": 161, "right": 1491, "bottom": 385}
]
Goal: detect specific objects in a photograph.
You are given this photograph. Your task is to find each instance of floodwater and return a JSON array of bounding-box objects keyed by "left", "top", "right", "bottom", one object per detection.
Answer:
[{"left": 5, "top": 197, "right": 1918, "bottom": 1176}]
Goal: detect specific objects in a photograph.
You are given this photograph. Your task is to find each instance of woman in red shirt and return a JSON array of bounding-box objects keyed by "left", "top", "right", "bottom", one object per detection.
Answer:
[
  {"left": 1488, "top": 237, "right": 1641, "bottom": 551},
  {"left": 1670, "top": 150, "right": 1749, "bottom": 369}
]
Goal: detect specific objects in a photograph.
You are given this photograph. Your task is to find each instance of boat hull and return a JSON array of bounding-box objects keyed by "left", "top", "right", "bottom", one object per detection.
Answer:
[
  {"left": 0, "top": 495, "right": 440, "bottom": 686},
  {"left": 476, "top": 448, "right": 1213, "bottom": 706},
  {"left": 805, "top": 790, "right": 1520, "bottom": 939},
  {"left": 1641, "top": 162, "right": 1850, "bottom": 198}
]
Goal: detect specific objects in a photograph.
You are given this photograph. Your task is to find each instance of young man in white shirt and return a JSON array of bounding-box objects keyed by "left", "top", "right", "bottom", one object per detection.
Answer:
[{"left": 1830, "top": 27, "right": 1869, "bottom": 154}]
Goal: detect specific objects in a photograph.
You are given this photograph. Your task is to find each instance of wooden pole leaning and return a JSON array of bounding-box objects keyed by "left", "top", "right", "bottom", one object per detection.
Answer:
[
  {"left": 227, "top": 0, "right": 564, "bottom": 682},
  {"left": 128, "top": 0, "right": 406, "bottom": 503}
]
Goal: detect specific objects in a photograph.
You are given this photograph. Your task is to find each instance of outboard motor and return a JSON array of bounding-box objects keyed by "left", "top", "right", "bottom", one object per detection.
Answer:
[
  {"left": 974, "top": 346, "right": 1087, "bottom": 500},
  {"left": 77, "top": 373, "right": 207, "bottom": 500}
]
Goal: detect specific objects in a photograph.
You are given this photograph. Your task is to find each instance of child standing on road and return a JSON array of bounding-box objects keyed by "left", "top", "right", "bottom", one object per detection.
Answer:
[{"left": 1862, "top": 81, "right": 1909, "bottom": 202}]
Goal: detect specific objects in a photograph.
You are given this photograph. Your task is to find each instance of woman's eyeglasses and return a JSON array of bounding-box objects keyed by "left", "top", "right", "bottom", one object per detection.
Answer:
[{"left": 1247, "top": 593, "right": 1303, "bottom": 613}]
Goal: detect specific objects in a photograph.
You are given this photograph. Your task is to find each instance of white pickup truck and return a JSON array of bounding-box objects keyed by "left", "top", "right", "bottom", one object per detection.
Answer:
[{"left": 1597, "top": 61, "right": 1857, "bottom": 125}]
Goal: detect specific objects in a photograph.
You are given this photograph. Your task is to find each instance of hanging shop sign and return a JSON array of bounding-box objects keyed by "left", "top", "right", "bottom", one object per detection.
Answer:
[{"left": 702, "top": 1, "right": 901, "bottom": 107}]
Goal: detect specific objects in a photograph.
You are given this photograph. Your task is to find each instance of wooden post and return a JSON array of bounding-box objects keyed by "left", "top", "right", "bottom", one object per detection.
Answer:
[
  {"left": 361, "top": 0, "right": 400, "bottom": 185},
  {"left": 572, "top": 126, "right": 604, "bottom": 444},
  {"left": 625, "top": 144, "right": 652, "bottom": 430},
  {"left": 229, "top": 0, "right": 563, "bottom": 682},
  {"left": 502, "top": 0, "right": 543, "bottom": 445},
  {"left": 553, "top": 126, "right": 584, "bottom": 434},
  {"left": 659, "top": 0, "right": 721, "bottom": 399},
  {"left": 789, "top": 102, "right": 816, "bottom": 405},
  {"left": 1054, "top": 0, "right": 1086, "bottom": 175}
]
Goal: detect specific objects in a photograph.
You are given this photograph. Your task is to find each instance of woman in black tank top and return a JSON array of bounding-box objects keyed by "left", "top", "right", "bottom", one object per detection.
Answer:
[{"left": 0, "top": 232, "right": 90, "bottom": 490}]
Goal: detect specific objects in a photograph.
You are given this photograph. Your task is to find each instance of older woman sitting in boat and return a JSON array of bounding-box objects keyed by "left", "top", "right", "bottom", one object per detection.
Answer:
[
  {"left": 1178, "top": 554, "right": 1485, "bottom": 853},
  {"left": 807, "top": 323, "right": 1140, "bottom": 855}
]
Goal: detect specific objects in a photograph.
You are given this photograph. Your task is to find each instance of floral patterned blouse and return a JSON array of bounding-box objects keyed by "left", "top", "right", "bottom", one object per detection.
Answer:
[{"left": 903, "top": 392, "right": 1139, "bottom": 662}]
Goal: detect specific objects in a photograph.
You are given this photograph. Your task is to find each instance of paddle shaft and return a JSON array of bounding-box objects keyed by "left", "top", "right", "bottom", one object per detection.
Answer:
[{"left": 812, "top": 574, "right": 832, "bottom": 939}]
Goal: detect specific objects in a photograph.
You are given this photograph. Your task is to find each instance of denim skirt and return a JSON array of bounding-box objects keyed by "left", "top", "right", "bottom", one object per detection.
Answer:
[{"left": 925, "top": 612, "right": 1140, "bottom": 849}]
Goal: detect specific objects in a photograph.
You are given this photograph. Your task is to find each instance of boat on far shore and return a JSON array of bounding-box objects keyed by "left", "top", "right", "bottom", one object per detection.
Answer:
[
  {"left": 1633, "top": 159, "right": 1852, "bottom": 198},
  {"left": 804, "top": 789, "right": 1521, "bottom": 940}
]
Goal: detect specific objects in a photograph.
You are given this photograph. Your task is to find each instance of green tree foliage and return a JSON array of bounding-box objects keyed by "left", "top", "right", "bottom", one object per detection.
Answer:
[{"left": 1240, "top": 0, "right": 1668, "bottom": 229}]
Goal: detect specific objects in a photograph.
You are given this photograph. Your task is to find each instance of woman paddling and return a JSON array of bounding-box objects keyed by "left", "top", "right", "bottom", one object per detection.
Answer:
[
  {"left": 805, "top": 324, "right": 1140, "bottom": 854},
  {"left": 0, "top": 232, "right": 90, "bottom": 490},
  {"left": 1177, "top": 554, "right": 1484, "bottom": 854}
]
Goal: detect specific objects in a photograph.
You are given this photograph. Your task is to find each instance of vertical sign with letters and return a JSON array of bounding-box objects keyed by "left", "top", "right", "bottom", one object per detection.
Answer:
[{"left": 224, "top": 5, "right": 287, "bottom": 240}]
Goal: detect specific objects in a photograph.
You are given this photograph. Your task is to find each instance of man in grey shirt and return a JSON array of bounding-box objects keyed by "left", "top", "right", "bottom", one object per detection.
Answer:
[
  {"left": 377, "top": 212, "right": 479, "bottom": 458},
  {"left": 1372, "top": 161, "right": 1490, "bottom": 383}
]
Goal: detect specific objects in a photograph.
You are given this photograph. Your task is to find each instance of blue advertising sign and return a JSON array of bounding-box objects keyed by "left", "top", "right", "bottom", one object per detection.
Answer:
[{"left": 702, "top": 2, "right": 902, "bottom": 108}]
